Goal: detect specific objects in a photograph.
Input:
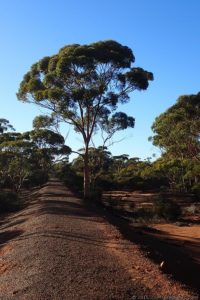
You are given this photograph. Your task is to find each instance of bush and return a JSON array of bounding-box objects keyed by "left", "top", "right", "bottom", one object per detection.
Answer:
[
  {"left": 56, "top": 163, "right": 83, "bottom": 194},
  {"left": 63, "top": 174, "right": 83, "bottom": 194},
  {"left": 134, "top": 207, "right": 155, "bottom": 220},
  {"left": 191, "top": 183, "right": 200, "bottom": 200},
  {"left": 0, "top": 191, "right": 21, "bottom": 213},
  {"left": 28, "top": 170, "right": 49, "bottom": 187},
  {"left": 87, "top": 188, "right": 102, "bottom": 202},
  {"left": 95, "top": 177, "right": 115, "bottom": 191},
  {"left": 154, "top": 195, "right": 181, "bottom": 220}
]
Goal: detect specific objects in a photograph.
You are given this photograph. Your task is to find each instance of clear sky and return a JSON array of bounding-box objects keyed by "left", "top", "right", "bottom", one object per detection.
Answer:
[{"left": 1, "top": 0, "right": 200, "bottom": 160}]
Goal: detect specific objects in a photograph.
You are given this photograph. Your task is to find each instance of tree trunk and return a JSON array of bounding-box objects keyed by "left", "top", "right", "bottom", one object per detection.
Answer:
[{"left": 83, "top": 147, "right": 90, "bottom": 199}]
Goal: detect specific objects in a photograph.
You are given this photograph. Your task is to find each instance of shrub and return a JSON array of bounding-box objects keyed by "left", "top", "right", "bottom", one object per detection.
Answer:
[
  {"left": 0, "top": 191, "right": 21, "bottom": 213},
  {"left": 95, "top": 176, "right": 115, "bottom": 191},
  {"left": 28, "top": 170, "right": 49, "bottom": 187},
  {"left": 154, "top": 195, "right": 181, "bottom": 220},
  {"left": 191, "top": 183, "right": 200, "bottom": 200},
  {"left": 134, "top": 207, "right": 155, "bottom": 220},
  {"left": 87, "top": 188, "right": 102, "bottom": 202}
]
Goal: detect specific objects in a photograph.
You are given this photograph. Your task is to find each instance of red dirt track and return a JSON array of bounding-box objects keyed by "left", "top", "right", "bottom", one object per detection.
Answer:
[{"left": 0, "top": 179, "right": 198, "bottom": 299}]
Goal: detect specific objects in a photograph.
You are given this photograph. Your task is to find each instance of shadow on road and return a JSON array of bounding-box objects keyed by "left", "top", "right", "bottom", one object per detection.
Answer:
[
  {"left": 37, "top": 198, "right": 99, "bottom": 219},
  {"left": 105, "top": 212, "right": 200, "bottom": 295},
  {"left": 0, "top": 229, "right": 24, "bottom": 247}
]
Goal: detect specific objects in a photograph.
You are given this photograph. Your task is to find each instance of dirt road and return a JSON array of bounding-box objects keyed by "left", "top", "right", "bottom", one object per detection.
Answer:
[{"left": 0, "top": 180, "right": 198, "bottom": 299}]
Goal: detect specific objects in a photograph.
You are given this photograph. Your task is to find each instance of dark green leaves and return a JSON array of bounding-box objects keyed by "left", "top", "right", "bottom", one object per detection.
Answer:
[
  {"left": 33, "top": 115, "right": 57, "bottom": 130},
  {"left": 38, "top": 56, "right": 50, "bottom": 73},
  {"left": 28, "top": 78, "right": 43, "bottom": 92},
  {"left": 101, "top": 112, "right": 135, "bottom": 135},
  {"left": 0, "top": 119, "right": 15, "bottom": 134},
  {"left": 28, "top": 129, "right": 65, "bottom": 146},
  {"left": 151, "top": 92, "right": 200, "bottom": 160},
  {"left": 110, "top": 112, "right": 135, "bottom": 130},
  {"left": 125, "top": 68, "right": 154, "bottom": 90}
]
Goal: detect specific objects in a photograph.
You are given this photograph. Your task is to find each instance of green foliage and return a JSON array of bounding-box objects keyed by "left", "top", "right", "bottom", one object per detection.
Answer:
[
  {"left": 134, "top": 207, "right": 155, "bottom": 221},
  {"left": 150, "top": 92, "right": 200, "bottom": 194},
  {"left": 131, "top": 196, "right": 181, "bottom": 221},
  {"left": 0, "top": 118, "right": 15, "bottom": 133},
  {"left": 70, "top": 150, "right": 167, "bottom": 193},
  {"left": 0, "top": 133, "right": 32, "bottom": 191},
  {"left": 33, "top": 115, "right": 58, "bottom": 131},
  {"left": 27, "top": 170, "right": 49, "bottom": 187},
  {"left": 0, "top": 191, "right": 20, "bottom": 213},
  {"left": 191, "top": 183, "right": 200, "bottom": 200},
  {"left": 154, "top": 195, "right": 181, "bottom": 220},
  {"left": 151, "top": 93, "right": 200, "bottom": 160},
  {"left": 54, "top": 162, "right": 83, "bottom": 194},
  {"left": 0, "top": 128, "right": 71, "bottom": 191},
  {"left": 86, "top": 188, "right": 102, "bottom": 202},
  {"left": 18, "top": 40, "right": 153, "bottom": 128}
]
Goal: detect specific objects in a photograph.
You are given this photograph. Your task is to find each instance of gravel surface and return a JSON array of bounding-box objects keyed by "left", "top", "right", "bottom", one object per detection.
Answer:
[{"left": 0, "top": 179, "right": 198, "bottom": 299}]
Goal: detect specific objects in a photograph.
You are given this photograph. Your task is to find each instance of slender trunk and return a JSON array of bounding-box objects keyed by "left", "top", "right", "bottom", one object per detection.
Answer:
[{"left": 84, "top": 146, "right": 90, "bottom": 199}]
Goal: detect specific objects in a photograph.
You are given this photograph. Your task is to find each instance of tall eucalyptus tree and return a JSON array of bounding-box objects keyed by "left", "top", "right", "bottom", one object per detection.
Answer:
[{"left": 17, "top": 40, "right": 153, "bottom": 197}]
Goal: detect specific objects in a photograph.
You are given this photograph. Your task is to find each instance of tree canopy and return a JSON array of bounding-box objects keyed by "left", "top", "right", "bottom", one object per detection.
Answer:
[
  {"left": 150, "top": 92, "right": 200, "bottom": 193},
  {"left": 150, "top": 93, "right": 200, "bottom": 160},
  {"left": 0, "top": 119, "right": 15, "bottom": 133}
]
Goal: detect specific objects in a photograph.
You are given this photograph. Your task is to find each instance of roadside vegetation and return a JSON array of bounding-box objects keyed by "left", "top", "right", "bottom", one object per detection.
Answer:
[{"left": 0, "top": 117, "right": 71, "bottom": 213}]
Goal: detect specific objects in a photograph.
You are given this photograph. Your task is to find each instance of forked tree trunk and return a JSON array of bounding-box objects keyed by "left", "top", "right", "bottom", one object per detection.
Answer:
[{"left": 83, "top": 147, "right": 90, "bottom": 199}]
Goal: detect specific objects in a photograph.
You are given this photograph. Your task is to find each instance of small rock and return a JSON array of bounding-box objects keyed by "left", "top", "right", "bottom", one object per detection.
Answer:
[{"left": 160, "top": 261, "right": 165, "bottom": 268}]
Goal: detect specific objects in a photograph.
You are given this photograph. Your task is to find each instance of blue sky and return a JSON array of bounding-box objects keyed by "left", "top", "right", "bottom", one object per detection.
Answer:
[{"left": 1, "top": 0, "right": 200, "bottom": 160}]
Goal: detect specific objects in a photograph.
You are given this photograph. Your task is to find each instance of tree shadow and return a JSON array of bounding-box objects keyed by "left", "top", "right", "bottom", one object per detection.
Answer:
[
  {"left": 0, "top": 229, "right": 24, "bottom": 246},
  {"left": 15, "top": 229, "right": 130, "bottom": 250},
  {"left": 0, "top": 218, "right": 27, "bottom": 230},
  {"left": 37, "top": 198, "right": 99, "bottom": 218},
  {"left": 179, "top": 217, "right": 200, "bottom": 225},
  {"left": 105, "top": 212, "right": 200, "bottom": 295}
]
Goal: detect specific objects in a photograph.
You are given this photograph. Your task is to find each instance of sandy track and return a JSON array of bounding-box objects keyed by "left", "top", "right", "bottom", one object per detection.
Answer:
[{"left": 0, "top": 180, "right": 198, "bottom": 299}]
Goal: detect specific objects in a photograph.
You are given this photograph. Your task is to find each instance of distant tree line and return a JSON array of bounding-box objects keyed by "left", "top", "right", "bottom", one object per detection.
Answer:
[
  {"left": 0, "top": 117, "right": 70, "bottom": 192},
  {"left": 1, "top": 91, "right": 199, "bottom": 213}
]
